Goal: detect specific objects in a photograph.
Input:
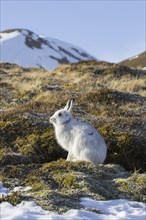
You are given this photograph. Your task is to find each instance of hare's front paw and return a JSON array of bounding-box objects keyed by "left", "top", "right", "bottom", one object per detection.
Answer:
[{"left": 67, "top": 152, "right": 76, "bottom": 161}]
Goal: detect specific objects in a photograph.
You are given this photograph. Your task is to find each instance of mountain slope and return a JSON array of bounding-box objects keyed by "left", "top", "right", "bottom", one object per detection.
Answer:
[
  {"left": 0, "top": 60, "right": 145, "bottom": 171},
  {"left": 0, "top": 29, "right": 95, "bottom": 70},
  {"left": 0, "top": 61, "right": 146, "bottom": 214},
  {"left": 120, "top": 51, "right": 146, "bottom": 69}
]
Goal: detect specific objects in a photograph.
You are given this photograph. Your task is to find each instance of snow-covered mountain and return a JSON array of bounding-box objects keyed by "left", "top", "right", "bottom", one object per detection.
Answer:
[{"left": 0, "top": 29, "right": 95, "bottom": 70}]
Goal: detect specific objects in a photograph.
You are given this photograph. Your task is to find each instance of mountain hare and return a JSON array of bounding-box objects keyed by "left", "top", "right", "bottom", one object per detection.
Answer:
[{"left": 50, "top": 100, "right": 107, "bottom": 163}]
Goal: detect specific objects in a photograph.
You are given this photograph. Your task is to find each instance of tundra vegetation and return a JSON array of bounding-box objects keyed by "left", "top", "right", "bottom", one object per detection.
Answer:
[{"left": 0, "top": 61, "right": 146, "bottom": 212}]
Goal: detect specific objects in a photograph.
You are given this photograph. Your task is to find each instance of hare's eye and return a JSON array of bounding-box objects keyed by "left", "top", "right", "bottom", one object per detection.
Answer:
[{"left": 58, "top": 112, "right": 62, "bottom": 117}]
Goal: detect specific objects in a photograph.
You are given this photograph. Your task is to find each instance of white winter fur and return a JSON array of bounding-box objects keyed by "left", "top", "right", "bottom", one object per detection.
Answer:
[{"left": 50, "top": 100, "right": 107, "bottom": 164}]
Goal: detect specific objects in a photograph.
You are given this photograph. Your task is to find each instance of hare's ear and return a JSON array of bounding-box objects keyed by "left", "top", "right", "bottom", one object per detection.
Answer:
[{"left": 64, "top": 100, "right": 73, "bottom": 112}]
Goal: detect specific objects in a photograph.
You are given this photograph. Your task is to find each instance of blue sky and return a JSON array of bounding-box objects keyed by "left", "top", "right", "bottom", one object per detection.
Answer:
[{"left": 1, "top": 0, "right": 145, "bottom": 62}]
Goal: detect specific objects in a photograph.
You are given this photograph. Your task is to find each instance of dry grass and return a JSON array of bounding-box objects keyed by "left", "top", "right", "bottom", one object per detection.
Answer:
[
  {"left": 0, "top": 62, "right": 146, "bottom": 214},
  {"left": 53, "top": 61, "right": 146, "bottom": 96},
  {"left": 1, "top": 62, "right": 145, "bottom": 102},
  {"left": 101, "top": 76, "right": 146, "bottom": 96},
  {"left": 2, "top": 70, "right": 49, "bottom": 93},
  {"left": 0, "top": 62, "right": 146, "bottom": 172}
]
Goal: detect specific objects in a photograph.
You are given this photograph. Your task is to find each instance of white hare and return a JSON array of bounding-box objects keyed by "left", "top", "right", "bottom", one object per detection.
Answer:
[{"left": 50, "top": 100, "right": 107, "bottom": 164}]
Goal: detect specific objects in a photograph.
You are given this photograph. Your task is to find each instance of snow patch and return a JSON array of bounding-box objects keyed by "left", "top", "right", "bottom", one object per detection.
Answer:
[
  {"left": 1, "top": 200, "right": 99, "bottom": 220},
  {"left": 0, "top": 182, "right": 10, "bottom": 196},
  {"left": 129, "top": 55, "right": 139, "bottom": 61},
  {"left": 1, "top": 183, "right": 146, "bottom": 220},
  {"left": 80, "top": 197, "right": 146, "bottom": 220},
  {"left": 0, "top": 181, "right": 32, "bottom": 197},
  {"left": 13, "top": 186, "right": 32, "bottom": 192},
  {"left": 0, "top": 31, "right": 20, "bottom": 42},
  {"left": 1, "top": 198, "right": 146, "bottom": 220}
]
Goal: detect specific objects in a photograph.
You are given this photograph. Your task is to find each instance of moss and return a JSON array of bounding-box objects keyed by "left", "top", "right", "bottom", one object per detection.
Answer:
[
  {"left": 0, "top": 92, "right": 145, "bottom": 171},
  {"left": 0, "top": 61, "right": 146, "bottom": 214},
  {"left": 39, "top": 159, "right": 70, "bottom": 172},
  {"left": 0, "top": 192, "right": 24, "bottom": 206},
  {"left": 0, "top": 160, "right": 146, "bottom": 213},
  {"left": 0, "top": 115, "right": 67, "bottom": 165},
  {"left": 53, "top": 172, "right": 78, "bottom": 189},
  {"left": 95, "top": 122, "right": 146, "bottom": 172},
  {"left": 116, "top": 172, "right": 146, "bottom": 202},
  {"left": 30, "top": 182, "right": 46, "bottom": 192},
  {"left": 0, "top": 148, "right": 11, "bottom": 160},
  {"left": 1, "top": 60, "right": 146, "bottom": 171}
]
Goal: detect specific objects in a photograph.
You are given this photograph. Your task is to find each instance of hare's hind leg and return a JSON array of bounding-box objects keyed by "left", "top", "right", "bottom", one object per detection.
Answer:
[{"left": 73, "top": 134, "right": 98, "bottom": 163}]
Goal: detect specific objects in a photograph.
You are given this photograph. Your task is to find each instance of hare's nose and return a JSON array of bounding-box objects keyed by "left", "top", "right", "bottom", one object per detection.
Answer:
[{"left": 50, "top": 117, "right": 56, "bottom": 123}]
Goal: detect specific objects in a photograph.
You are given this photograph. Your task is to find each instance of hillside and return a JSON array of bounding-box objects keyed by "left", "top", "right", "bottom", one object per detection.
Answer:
[
  {"left": 0, "top": 29, "right": 95, "bottom": 70},
  {"left": 120, "top": 51, "right": 146, "bottom": 69},
  {"left": 0, "top": 61, "right": 146, "bottom": 213}
]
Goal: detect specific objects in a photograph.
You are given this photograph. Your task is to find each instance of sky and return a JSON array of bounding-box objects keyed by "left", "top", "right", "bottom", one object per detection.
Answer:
[{"left": 1, "top": 0, "right": 146, "bottom": 62}]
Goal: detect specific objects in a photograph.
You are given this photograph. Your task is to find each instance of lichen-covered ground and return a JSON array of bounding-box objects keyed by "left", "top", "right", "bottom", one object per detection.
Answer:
[{"left": 0, "top": 61, "right": 146, "bottom": 211}]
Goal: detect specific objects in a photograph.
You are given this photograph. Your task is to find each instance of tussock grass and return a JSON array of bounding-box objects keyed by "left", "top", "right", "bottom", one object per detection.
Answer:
[
  {"left": 104, "top": 76, "right": 146, "bottom": 95},
  {"left": 0, "top": 61, "right": 146, "bottom": 172},
  {"left": 0, "top": 62, "right": 146, "bottom": 213}
]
